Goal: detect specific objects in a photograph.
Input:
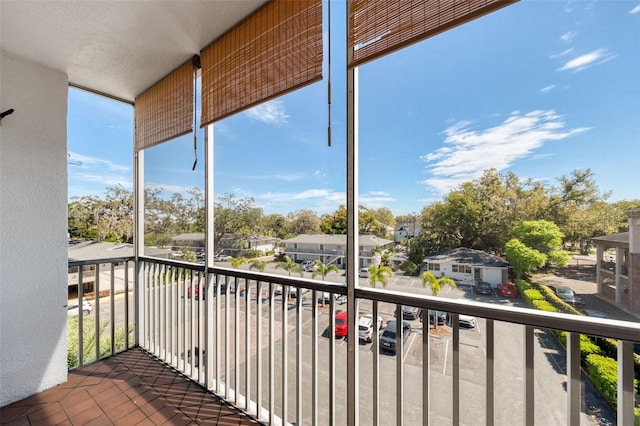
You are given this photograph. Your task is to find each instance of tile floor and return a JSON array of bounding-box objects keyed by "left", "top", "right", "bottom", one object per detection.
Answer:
[{"left": 0, "top": 347, "right": 261, "bottom": 425}]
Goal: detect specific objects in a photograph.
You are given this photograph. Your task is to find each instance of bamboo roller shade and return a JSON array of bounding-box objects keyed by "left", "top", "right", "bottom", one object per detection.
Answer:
[
  {"left": 134, "top": 60, "right": 195, "bottom": 151},
  {"left": 348, "top": 0, "right": 518, "bottom": 68},
  {"left": 200, "top": 0, "right": 323, "bottom": 127}
]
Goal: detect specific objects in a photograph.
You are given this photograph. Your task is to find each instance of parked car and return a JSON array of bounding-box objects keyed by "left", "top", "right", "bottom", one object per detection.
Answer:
[
  {"left": 553, "top": 286, "right": 584, "bottom": 306},
  {"left": 497, "top": 282, "right": 518, "bottom": 297},
  {"left": 305, "top": 262, "right": 319, "bottom": 272},
  {"left": 424, "top": 310, "right": 448, "bottom": 326},
  {"left": 300, "top": 260, "right": 314, "bottom": 271},
  {"left": 187, "top": 284, "right": 205, "bottom": 299},
  {"left": 214, "top": 254, "right": 231, "bottom": 262},
  {"left": 379, "top": 320, "right": 411, "bottom": 354},
  {"left": 359, "top": 268, "right": 370, "bottom": 278},
  {"left": 67, "top": 300, "right": 93, "bottom": 316},
  {"left": 458, "top": 314, "right": 476, "bottom": 328},
  {"left": 395, "top": 305, "right": 421, "bottom": 320},
  {"left": 275, "top": 284, "right": 309, "bottom": 298},
  {"left": 474, "top": 281, "right": 494, "bottom": 295},
  {"left": 334, "top": 311, "right": 348, "bottom": 338},
  {"left": 358, "top": 314, "right": 384, "bottom": 342}
]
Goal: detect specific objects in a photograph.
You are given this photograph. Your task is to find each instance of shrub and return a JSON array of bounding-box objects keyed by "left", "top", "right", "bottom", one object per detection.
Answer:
[
  {"left": 523, "top": 288, "right": 544, "bottom": 301},
  {"left": 244, "top": 249, "right": 262, "bottom": 258},
  {"left": 531, "top": 299, "right": 556, "bottom": 312},
  {"left": 585, "top": 354, "right": 618, "bottom": 406}
]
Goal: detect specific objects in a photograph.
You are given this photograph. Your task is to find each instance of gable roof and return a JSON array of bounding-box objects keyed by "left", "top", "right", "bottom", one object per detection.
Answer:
[
  {"left": 422, "top": 247, "right": 509, "bottom": 268},
  {"left": 283, "top": 234, "right": 393, "bottom": 247},
  {"left": 68, "top": 241, "right": 170, "bottom": 261}
]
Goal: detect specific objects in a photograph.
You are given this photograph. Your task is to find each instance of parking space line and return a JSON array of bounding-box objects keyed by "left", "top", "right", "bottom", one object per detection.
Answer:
[
  {"left": 443, "top": 339, "right": 449, "bottom": 375},
  {"left": 403, "top": 333, "right": 416, "bottom": 363}
]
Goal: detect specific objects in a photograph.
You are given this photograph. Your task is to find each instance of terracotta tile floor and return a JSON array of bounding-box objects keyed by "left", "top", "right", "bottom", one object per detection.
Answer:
[{"left": 0, "top": 347, "right": 262, "bottom": 425}]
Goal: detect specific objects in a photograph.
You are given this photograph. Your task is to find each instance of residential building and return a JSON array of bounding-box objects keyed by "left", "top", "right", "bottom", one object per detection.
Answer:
[
  {"left": 592, "top": 208, "right": 640, "bottom": 315},
  {"left": 282, "top": 234, "right": 393, "bottom": 268},
  {"left": 394, "top": 222, "right": 422, "bottom": 243},
  {"left": 171, "top": 233, "right": 278, "bottom": 256},
  {"left": 422, "top": 247, "right": 510, "bottom": 286}
]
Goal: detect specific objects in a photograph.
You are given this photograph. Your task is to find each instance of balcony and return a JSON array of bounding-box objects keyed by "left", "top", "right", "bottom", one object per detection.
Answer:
[{"left": 5, "top": 257, "right": 638, "bottom": 425}]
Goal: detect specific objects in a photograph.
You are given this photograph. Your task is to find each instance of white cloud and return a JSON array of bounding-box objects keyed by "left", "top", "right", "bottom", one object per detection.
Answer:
[
  {"left": 560, "top": 31, "right": 577, "bottom": 42},
  {"left": 540, "top": 85, "right": 557, "bottom": 93},
  {"left": 630, "top": 5, "right": 640, "bottom": 14},
  {"left": 244, "top": 100, "right": 289, "bottom": 125},
  {"left": 550, "top": 48, "right": 575, "bottom": 59},
  {"left": 558, "top": 49, "right": 615, "bottom": 72},
  {"left": 419, "top": 110, "right": 590, "bottom": 195},
  {"left": 360, "top": 191, "right": 395, "bottom": 209}
]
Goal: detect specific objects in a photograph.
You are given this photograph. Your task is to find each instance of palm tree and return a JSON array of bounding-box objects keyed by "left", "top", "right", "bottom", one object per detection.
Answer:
[
  {"left": 229, "top": 257, "right": 247, "bottom": 269},
  {"left": 310, "top": 260, "right": 339, "bottom": 281},
  {"left": 421, "top": 271, "right": 456, "bottom": 330},
  {"left": 368, "top": 265, "right": 393, "bottom": 288},
  {"left": 275, "top": 255, "right": 303, "bottom": 277},
  {"left": 248, "top": 259, "right": 267, "bottom": 272}
]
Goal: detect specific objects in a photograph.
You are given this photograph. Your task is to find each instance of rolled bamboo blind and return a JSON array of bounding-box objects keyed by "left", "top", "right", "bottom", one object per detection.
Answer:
[
  {"left": 348, "top": 0, "right": 518, "bottom": 68},
  {"left": 200, "top": 0, "right": 322, "bottom": 127},
  {"left": 134, "top": 59, "right": 195, "bottom": 151}
]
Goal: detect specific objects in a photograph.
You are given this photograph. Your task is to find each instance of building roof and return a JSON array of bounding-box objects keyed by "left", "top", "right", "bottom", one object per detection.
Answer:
[
  {"left": 68, "top": 241, "right": 170, "bottom": 261},
  {"left": 422, "top": 247, "right": 510, "bottom": 268},
  {"left": 592, "top": 232, "right": 629, "bottom": 246},
  {"left": 283, "top": 234, "right": 393, "bottom": 247}
]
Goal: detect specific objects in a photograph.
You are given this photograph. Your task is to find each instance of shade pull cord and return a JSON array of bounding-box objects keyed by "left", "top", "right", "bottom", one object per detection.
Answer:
[
  {"left": 192, "top": 56, "right": 200, "bottom": 171},
  {"left": 327, "top": 0, "right": 332, "bottom": 147}
]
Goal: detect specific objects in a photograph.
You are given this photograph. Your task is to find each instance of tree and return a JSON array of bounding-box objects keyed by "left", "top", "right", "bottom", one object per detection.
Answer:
[
  {"left": 229, "top": 257, "right": 247, "bottom": 269},
  {"left": 275, "top": 255, "right": 303, "bottom": 277},
  {"left": 421, "top": 272, "right": 456, "bottom": 297},
  {"left": 421, "top": 272, "right": 456, "bottom": 330},
  {"left": 179, "top": 247, "right": 197, "bottom": 263},
  {"left": 214, "top": 193, "right": 263, "bottom": 248},
  {"left": 249, "top": 259, "right": 268, "bottom": 272},
  {"left": 399, "top": 261, "right": 417, "bottom": 275},
  {"left": 311, "top": 261, "right": 339, "bottom": 281},
  {"left": 287, "top": 209, "right": 321, "bottom": 235},
  {"left": 504, "top": 239, "right": 547, "bottom": 279},
  {"left": 368, "top": 265, "right": 393, "bottom": 288}
]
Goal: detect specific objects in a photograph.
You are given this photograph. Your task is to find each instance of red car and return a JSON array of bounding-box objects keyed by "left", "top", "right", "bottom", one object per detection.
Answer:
[
  {"left": 498, "top": 282, "right": 518, "bottom": 297},
  {"left": 335, "top": 311, "right": 348, "bottom": 338}
]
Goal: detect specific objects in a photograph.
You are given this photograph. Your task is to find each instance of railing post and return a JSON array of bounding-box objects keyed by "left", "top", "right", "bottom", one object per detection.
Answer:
[
  {"left": 566, "top": 332, "right": 581, "bottom": 426},
  {"left": 617, "top": 340, "right": 634, "bottom": 425}
]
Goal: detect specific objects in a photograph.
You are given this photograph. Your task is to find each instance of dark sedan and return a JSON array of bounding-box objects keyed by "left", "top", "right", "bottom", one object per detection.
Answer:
[
  {"left": 379, "top": 320, "right": 411, "bottom": 354},
  {"left": 475, "top": 281, "right": 494, "bottom": 295}
]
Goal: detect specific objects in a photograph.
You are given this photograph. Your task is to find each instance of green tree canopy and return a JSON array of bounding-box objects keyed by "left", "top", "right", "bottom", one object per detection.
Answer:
[
  {"left": 311, "top": 261, "right": 339, "bottom": 280},
  {"left": 504, "top": 239, "right": 547, "bottom": 279}
]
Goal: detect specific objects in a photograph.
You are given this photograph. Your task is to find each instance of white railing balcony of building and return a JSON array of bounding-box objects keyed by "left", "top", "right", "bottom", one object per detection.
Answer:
[{"left": 135, "top": 256, "right": 639, "bottom": 426}]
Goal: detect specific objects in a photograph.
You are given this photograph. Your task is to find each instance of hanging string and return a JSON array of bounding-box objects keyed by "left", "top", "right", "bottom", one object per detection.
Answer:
[
  {"left": 192, "top": 56, "right": 200, "bottom": 170},
  {"left": 327, "top": 0, "right": 332, "bottom": 147}
]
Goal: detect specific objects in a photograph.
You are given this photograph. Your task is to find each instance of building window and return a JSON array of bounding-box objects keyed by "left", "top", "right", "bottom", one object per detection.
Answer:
[{"left": 427, "top": 263, "right": 440, "bottom": 271}]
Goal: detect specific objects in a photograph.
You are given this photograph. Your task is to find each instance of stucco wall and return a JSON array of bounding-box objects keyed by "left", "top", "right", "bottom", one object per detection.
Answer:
[{"left": 0, "top": 52, "right": 69, "bottom": 406}]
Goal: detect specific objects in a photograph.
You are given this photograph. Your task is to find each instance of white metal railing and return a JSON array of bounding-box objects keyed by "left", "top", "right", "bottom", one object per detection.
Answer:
[
  {"left": 137, "top": 256, "right": 639, "bottom": 425},
  {"left": 67, "top": 257, "right": 136, "bottom": 369}
]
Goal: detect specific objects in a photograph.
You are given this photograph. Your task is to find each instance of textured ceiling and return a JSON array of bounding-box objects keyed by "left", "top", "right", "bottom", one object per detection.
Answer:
[{"left": 0, "top": 0, "right": 267, "bottom": 103}]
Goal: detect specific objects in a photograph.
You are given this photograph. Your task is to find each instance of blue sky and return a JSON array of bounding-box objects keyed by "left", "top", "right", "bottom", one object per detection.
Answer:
[{"left": 68, "top": 0, "right": 640, "bottom": 217}]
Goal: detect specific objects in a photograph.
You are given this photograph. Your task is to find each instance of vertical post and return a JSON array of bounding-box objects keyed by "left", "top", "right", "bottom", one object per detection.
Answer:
[
  {"left": 485, "top": 319, "right": 494, "bottom": 426},
  {"left": 205, "top": 124, "right": 215, "bottom": 390},
  {"left": 524, "top": 325, "right": 534, "bottom": 426},
  {"left": 618, "top": 340, "right": 634, "bottom": 425},
  {"left": 134, "top": 147, "right": 145, "bottom": 347},
  {"left": 346, "top": 2, "right": 359, "bottom": 424},
  {"left": 566, "top": 332, "right": 580, "bottom": 426}
]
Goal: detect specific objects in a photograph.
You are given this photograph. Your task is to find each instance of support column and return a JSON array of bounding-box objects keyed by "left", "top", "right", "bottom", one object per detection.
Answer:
[
  {"left": 596, "top": 244, "right": 603, "bottom": 294},
  {"left": 615, "top": 247, "right": 624, "bottom": 303}
]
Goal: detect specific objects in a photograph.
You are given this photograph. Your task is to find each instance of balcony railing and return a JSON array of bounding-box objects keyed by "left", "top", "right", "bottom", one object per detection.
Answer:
[
  {"left": 140, "top": 258, "right": 640, "bottom": 425},
  {"left": 70, "top": 256, "right": 639, "bottom": 425},
  {"left": 67, "top": 257, "right": 136, "bottom": 368}
]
